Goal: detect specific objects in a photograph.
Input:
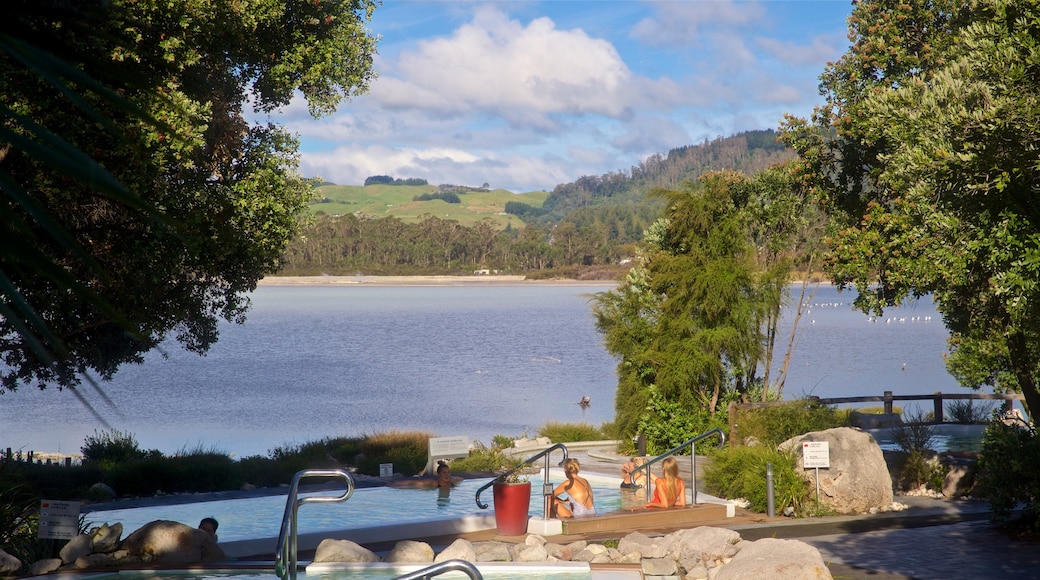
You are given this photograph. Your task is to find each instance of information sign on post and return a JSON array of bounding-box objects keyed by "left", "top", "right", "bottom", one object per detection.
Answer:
[
  {"left": 379, "top": 463, "right": 394, "bottom": 478},
  {"left": 802, "top": 441, "right": 830, "bottom": 468},
  {"left": 39, "top": 500, "right": 81, "bottom": 540}
]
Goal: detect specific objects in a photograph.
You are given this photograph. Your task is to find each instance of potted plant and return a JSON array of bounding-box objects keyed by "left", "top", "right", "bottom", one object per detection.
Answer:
[{"left": 492, "top": 463, "right": 532, "bottom": 535}]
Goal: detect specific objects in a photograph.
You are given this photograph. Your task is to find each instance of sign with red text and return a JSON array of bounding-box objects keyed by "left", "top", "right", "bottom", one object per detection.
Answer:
[
  {"left": 802, "top": 441, "right": 830, "bottom": 469},
  {"left": 39, "top": 500, "right": 81, "bottom": 540}
]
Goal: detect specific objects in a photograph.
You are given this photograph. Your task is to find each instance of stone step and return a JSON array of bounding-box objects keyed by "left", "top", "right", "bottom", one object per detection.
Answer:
[{"left": 561, "top": 503, "right": 729, "bottom": 535}]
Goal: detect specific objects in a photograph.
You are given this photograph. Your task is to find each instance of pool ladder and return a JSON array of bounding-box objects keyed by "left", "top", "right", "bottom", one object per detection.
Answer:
[
  {"left": 275, "top": 469, "right": 354, "bottom": 579},
  {"left": 274, "top": 469, "right": 483, "bottom": 580}
]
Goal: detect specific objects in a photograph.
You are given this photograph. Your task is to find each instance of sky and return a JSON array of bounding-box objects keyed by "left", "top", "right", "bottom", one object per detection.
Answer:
[{"left": 277, "top": 0, "right": 855, "bottom": 193}]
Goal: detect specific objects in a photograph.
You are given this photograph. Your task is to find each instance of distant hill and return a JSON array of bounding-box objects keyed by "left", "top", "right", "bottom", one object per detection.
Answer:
[{"left": 311, "top": 183, "right": 549, "bottom": 229}]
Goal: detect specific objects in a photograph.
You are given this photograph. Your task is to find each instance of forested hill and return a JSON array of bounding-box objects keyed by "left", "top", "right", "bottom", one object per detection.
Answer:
[
  {"left": 523, "top": 129, "right": 794, "bottom": 223},
  {"left": 280, "top": 129, "right": 795, "bottom": 277}
]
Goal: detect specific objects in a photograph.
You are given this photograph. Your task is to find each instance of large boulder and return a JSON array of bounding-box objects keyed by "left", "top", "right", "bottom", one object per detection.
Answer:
[
  {"left": 91, "top": 522, "right": 123, "bottom": 553},
  {"left": 780, "top": 427, "right": 893, "bottom": 514},
  {"left": 120, "top": 520, "right": 225, "bottom": 564},
  {"left": 715, "top": 538, "right": 831, "bottom": 579},
  {"left": 0, "top": 547, "right": 21, "bottom": 574}
]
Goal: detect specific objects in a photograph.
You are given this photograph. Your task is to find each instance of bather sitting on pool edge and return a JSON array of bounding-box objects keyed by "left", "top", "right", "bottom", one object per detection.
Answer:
[
  {"left": 389, "top": 462, "right": 463, "bottom": 489},
  {"left": 644, "top": 456, "right": 686, "bottom": 509},
  {"left": 551, "top": 458, "right": 596, "bottom": 518}
]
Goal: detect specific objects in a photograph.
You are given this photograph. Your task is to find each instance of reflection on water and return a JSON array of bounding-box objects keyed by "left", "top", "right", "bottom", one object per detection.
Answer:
[{"left": 870, "top": 424, "right": 987, "bottom": 453}]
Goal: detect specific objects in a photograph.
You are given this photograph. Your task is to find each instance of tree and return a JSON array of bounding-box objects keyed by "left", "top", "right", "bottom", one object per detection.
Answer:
[
  {"left": 781, "top": 0, "right": 1040, "bottom": 417},
  {"left": 1, "top": 0, "right": 378, "bottom": 391}
]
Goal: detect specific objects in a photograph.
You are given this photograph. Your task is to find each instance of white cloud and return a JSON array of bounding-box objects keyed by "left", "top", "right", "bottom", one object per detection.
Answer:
[
  {"left": 631, "top": 0, "right": 766, "bottom": 47},
  {"left": 372, "top": 6, "right": 634, "bottom": 121}
]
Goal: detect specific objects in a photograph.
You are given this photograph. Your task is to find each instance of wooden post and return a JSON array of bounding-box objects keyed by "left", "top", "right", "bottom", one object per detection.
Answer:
[
  {"left": 884, "top": 391, "right": 893, "bottom": 415},
  {"left": 934, "top": 392, "right": 944, "bottom": 423},
  {"left": 728, "top": 401, "right": 738, "bottom": 448},
  {"left": 65, "top": 457, "right": 72, "bottom": 467}
]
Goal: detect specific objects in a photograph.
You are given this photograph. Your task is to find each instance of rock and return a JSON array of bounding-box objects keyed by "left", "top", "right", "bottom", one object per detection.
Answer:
[
  {"left": 240, "top": 483, "right": 257, "bottom": 491},
  {"left": 87, "top": 482, "right": 117, "bottom": 500},
  {"left": 434, "top": 539, "right": 475, "bottom": 563},
  {"left": 59, "top": 534, "right": 93, "bottom": 564},
  {"left": 942, "top": 461, "right": 976, "bottom": 498},
  {"left": 120, "top": 520, "right": 225, "bottom": 564},
  {"left": 28, "top": 558, "right": 62, "bottom": 576},
  {"left": 0, "top": 548, "right": 21, "bottom": 574},
  {"left": 543, "top": 542, "right": 571, "bottom": 561},
  {"left": 474, "top": 541, "right": 512, "bottom": 562},
  {"left": 384, "top": 540, "right": 434, "bottom": 563},
  {"left": 312, "top": 539, "right": 379, "bottom": 563},
  {"left": 74, "top": 550, "right": 131, "bottom": 569},
  {"left": 684, "top": 562, "right": 709, "bottom": 579},
  {"left": 642, "top": 557, "right": 678, "bottom": 576},
  {"left": 91, "top": 522, "right": 123, "bottom": 553},
  {"left": 661, "top": 526, "right": 741, "bottom": 562},
  {"left": 618, "top": 531, "right": 667, "bottom": 559},
  {"left": 715, "top": 538, "right": 831, "bottom": 580},
  {"left": 780, "top": 427, "right": 894, "bottom": 514},
  {"left": 514, "top": 544, "right": 548, "bottom": 562}
]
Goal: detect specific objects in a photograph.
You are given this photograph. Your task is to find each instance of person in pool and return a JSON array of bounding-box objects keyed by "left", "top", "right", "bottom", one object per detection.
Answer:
[
  {"left": 198, "top": 517, "right": 219, "bottom": 542},
  {"left": 551, "top": 458, "right": 596, "bottom": 518},
  {"left": 620, "top": 456, "right": 648, "bottom": 489},
  {"left": 645, "top": 456, "right": 686, "bottom": 509},
  {"left": 390, "top": 462, "right": 463, "bottom": 488}
]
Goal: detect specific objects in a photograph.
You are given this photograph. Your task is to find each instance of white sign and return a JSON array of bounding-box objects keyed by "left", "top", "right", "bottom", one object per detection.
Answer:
[
  {"left": 429, "top": 436, "right": 469, "bottom": 458},
  {"left": 39, "top": 500, "right": 81, "bottom": 540},
  {"left": 802, "top": 441, "right": 830, "bottom": 469},
  {"left": 379, "top": 463, "right": 394, "bottom": 478}
]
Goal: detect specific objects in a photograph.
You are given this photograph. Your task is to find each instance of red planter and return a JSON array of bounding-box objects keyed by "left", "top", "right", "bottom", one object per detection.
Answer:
[{"left": 492, "top": 481, "right": 532, "bottom": 535}]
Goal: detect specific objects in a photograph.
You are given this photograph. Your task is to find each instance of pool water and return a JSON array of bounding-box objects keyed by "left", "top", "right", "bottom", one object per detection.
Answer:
[
  {"left": 85, "top": 473, "right": 630, "bottom": 542},
  {"left": 78, "top": 562, "right": 592, "bottom": 580},
  {"left": 870, "top": 424, "right": 987, "bottom": 453}
]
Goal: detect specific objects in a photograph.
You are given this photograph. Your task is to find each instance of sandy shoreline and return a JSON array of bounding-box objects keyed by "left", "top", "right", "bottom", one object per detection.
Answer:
[{"left": 257, "top": 275, "right": 616, "bottom": 287}]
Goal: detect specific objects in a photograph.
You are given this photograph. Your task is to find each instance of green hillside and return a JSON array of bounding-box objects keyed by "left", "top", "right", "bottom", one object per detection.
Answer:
[{"left": 311, "top": 184, "right": 549, "bottom": 229}]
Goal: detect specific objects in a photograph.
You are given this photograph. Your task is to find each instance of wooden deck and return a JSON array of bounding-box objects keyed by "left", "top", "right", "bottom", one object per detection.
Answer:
[{"left": 561, "top": 503, "right": 729, "bottom": 535}]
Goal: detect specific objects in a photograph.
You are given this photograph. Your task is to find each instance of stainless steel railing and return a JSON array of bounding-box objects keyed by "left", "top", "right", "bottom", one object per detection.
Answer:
[
  {"left": 637, "top": 427, "right": 726, "bottom": 504},
  {"left": 392, "top": 559, "right": 483, "bottom": 579},
  {"left": 474, "top": 443, "right": 569, "bottom": 519},
  {"left": 275, "top": 469, "right": 354, "bottom": 580}
]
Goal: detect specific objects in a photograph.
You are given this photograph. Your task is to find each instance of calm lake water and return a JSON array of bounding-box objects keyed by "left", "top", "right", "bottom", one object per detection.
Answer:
[{"left": 0, "top": 283, "right": 963, "bottom": 459}]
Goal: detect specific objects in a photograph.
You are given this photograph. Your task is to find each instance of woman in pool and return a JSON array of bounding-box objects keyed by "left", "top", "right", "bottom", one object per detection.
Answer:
[
  {"left": 551, "top": 458, "right": 596, "bottom": 518},
  {"left": 390, "top": 462, "right": 462, "bottom": 488},
  {"left": 645, "top": 456, "right": 686, "bottom": 509},
  {"left": 620, "top": 456, "right": 648, "bottom": 489}
]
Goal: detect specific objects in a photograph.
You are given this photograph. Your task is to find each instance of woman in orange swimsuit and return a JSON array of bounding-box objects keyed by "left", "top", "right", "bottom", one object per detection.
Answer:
[{"left": 645, "top": 456, "right": 686, "bottom": 509}]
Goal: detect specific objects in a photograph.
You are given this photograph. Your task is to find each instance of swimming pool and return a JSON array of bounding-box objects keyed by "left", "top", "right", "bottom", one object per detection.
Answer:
[
  {"left": 67, "top": 562, "right": 597, "bottom": 580},
  {"left": 84, "top": 471, "right": 633, "bottom": 544}
]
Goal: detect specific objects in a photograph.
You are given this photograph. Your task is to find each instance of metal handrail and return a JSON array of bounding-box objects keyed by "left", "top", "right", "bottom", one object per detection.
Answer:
[
  {"left": 475, "top": 443, "right": 569, "bottom": 519},
  {"left": 275, "top": 469, "right": 355, "bottom": 580},
  {"left": 392, "top": 559, "right": 484, "bottom": 580},
  {"left": 638, "top": 427, "right": 726, "bottom": 505}
]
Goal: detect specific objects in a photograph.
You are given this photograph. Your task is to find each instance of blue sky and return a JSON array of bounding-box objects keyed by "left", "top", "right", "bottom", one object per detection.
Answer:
[{"left": 280, "top": 0, "right": 854, "bottom": 192}]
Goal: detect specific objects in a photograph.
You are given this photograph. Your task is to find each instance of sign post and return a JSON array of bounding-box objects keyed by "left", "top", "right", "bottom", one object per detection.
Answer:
[
  {"left": 801, "top": 441, "right": 830, "bottom": 512},
  {"left": 39, "top": 500, "right": 81, "bottom": 540}
]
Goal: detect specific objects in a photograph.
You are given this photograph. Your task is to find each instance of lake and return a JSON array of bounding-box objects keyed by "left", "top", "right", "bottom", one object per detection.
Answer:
[{"left": 0, "top": 282, "right": 963, "bottom": 459}]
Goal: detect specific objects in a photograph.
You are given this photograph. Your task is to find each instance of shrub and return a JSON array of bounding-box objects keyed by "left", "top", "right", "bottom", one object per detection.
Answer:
[
  {"left": 354, "top": 431, "right": 432, "bottom": 477},
  {"left": 703, "top": 445, "right": 809, "bottom": 515},
  {"left": 975, "top": 421, "right": 1040, "bottom": 525},
  {"left": 635, "top": 386, "right": 726, "bottom": 455},
  {"left": 450, "top": 442, "right": 514, "bottom": 473},
  {"left": 732, "top": 398, "right": 849, "bottom": 447},
  {"left": 945, "top": 399, "right": 996, "bottom": 424},
  {"left": 81, "top": 429, "right": 146, "bottom": 469},
  {"left": 893, "top": 408, "right": 936, "bottom": 452},
  {"left": 537, "top": 422, "right": 606, "bottom": 443}
]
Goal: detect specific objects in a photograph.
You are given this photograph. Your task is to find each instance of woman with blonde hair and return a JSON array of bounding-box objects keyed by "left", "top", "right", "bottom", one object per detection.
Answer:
[
  {"left": 645, "top": 456, "right": 686, "bottom": 509},
  {"left": 551, "top": 458, "right": 596, "bottom": 518}
]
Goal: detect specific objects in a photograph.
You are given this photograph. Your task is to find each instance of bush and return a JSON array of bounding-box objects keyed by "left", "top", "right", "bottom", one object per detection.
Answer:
[
  {"left": 732, "top": 399, "right": 849, "bottom": 447},
  {"left": 537, "top": 422, "right": 607, "bottom": 443},
  {"left": 945, "top": 399, "right": 996, "bottom": 424},
  {"left": 975, "top": 421, "right": 1040, "bottom": 525},
  {"left": 703, "top": 445, "right": 809, "bottom": 515},
  {"left": 635, "top": 386, "right": 727, "bottom": 455},
  {"left": 354, "top": 431, "right": 432, "bottom": 477},
  {"left": 81, "top": 429, "right": 146, "bottom": 469},
  {"left": 450, "top": 442, "right": 514, "bottom": 473}
]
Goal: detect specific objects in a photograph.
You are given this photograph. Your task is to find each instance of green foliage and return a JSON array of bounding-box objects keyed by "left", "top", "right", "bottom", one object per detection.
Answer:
[
  {"left": 635, "top": 386, "right": 727, "bottom": 455},
  {"left": 893, "top": 409, "right": 936, "bottom": 453},
  {"left": 732, "top": 399, "right": 849, "bottom": 447},
  {"left": 703, "top": 445, "right": 809, "bottom": 515},
  {"left": 450, "top": 442, "right": 514, "bottom": 473},
  {"left": 537, "top": 422, "right": 607, "bottom": 443},
  {"left": 414, "top": 192, "right": 461, "bottom": 204},
  {"left": 975, "top": 422, "right": 1040, "bottom": 524},
  {"left": 80, "top": 429, "right": 146, "bottom": 469},
  {"left": 945, "top": 400, "right": 996, "bottom": 424},
  {"left": 1, "top": 0, "right": 378, "bottom": 392}
]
